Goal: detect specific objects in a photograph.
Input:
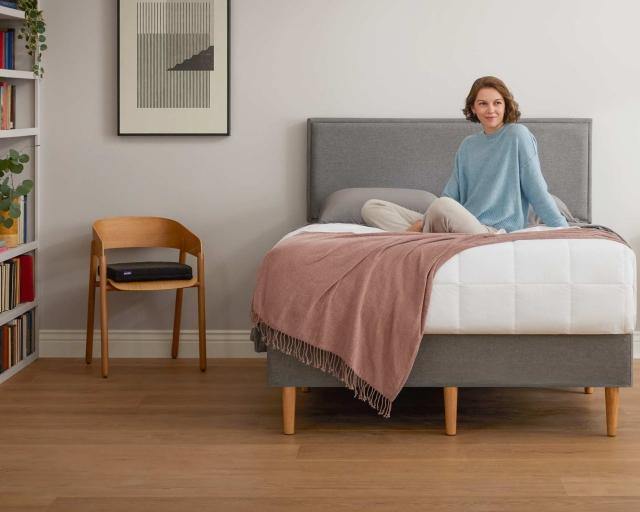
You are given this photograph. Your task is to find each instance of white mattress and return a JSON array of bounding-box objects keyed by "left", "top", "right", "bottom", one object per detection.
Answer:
[{"left": 280, "top": 223, "right": 637, "bottom": 335}]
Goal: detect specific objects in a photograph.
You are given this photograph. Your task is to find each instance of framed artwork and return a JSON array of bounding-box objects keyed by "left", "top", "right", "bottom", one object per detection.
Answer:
[{"left": 118, "top": 0, "right": 230, "bottom": 135}]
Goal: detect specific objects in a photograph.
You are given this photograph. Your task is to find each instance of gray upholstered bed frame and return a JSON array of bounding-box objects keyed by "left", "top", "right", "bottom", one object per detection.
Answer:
[{"left": 262, "top": 118, "right": 633, "bottom": 436}]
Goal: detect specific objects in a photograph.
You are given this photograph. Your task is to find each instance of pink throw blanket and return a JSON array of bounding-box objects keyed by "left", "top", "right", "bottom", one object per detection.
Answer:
[{"left": 251, "top": 227, "right": 626, "bottom": 417}]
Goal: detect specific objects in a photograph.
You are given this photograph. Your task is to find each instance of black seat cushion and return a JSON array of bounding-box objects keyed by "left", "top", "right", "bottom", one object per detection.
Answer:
[{"left": 106, "top": 262, "right": 193, "bottom": 282}]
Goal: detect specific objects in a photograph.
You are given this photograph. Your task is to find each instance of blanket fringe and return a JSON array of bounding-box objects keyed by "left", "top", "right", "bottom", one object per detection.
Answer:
[{"left": 251, "top": 311, "right": 392, "bottom": 418}]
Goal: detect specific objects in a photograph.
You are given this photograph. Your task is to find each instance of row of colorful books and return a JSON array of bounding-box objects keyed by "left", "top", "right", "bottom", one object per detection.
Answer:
[
  {"left": 0, "top": 29, "right": 15, "bottom": 70},
  {"left": 0, "top": 310, "right": 34, "bottom": 372},
  {"left": 0, "top": 81, "right": 15, "bottom": 130},
  {"left": 0, "top": 254, "right": 34, "bottom": 313}
]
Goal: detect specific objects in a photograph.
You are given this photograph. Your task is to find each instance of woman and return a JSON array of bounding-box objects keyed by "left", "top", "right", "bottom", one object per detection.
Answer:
[{"left": 361, "top": 76, "right": 568, "bottom": 233}]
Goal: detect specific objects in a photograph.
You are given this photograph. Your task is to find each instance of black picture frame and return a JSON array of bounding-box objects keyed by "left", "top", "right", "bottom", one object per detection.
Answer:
[{"left": 117, "top": 0, "right": 230, "bottom": 136}]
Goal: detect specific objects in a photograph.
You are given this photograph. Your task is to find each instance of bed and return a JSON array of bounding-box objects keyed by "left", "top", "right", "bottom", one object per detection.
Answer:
[{"left": 254, "top": 118, "right": 636, "bottom": 436}]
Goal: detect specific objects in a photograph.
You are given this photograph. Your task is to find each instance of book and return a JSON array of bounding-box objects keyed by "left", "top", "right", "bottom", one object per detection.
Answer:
[
  {"left": 9, "top": 81, "right": 14, "bottom": 129},
  {"left": 1, "top": 325, "right": 7, "bottom": 371},
  {"left": 18, "top": 254, "right": 34, "bottom": 303},
  {"left": 0, "top": 1, "right": 18, "bottom": 8},
  {"left": 6, "top": 29, "right": 14, "bottom": 70}
]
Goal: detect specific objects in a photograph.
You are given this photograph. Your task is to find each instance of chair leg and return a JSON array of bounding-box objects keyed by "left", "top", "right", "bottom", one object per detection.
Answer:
[
  {"left": 85, "top": 247, "right": 97, "bottom": 364},
  {"left": 197, "top": 255, "right": 207, "bottom": 372},
  {"left": 171, "top": 288, "right": 183, "bottom": 359},
  {"left": 282, "top": 387, "right": 296, "bottom": 435},
  {"left": 605, "top": 387, "right": 619, "bottom": 437},
  {"left": 444, "top": 387, "right": 458, "bottom": 436},
  {"left": 99, "top": 256, "right": 109, "bottom": 378},
  {"left": 584, "top": 387, "right": 594, "bottom": 394}
]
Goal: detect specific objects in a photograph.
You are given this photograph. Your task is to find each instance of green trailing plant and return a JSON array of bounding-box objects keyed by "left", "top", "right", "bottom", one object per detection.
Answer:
[
  {"left": 0, "top": 149, "right": 33, "bottom": 228},
  {"left": 16, "top": 0, "right": 46, "bottom": 78}
]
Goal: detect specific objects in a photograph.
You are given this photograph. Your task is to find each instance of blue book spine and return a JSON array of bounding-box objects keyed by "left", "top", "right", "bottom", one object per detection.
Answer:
[
  {"left": 8, "top": 31, "right": 12, "bottom": 69},
  {"left": 23, "top": 194, "right": 27, "bottom": 243},
  {"left": 0, "top": 2, "right": 18, "bottom": 9}
]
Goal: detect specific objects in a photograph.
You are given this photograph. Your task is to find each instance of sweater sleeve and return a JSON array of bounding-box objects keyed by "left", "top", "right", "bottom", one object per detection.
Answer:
[
  {"left": 519, "top": 136, "right": 568, "bottom": 228},
  {"left": 442, "top": 150, "right": 461, "bottom": 201}
]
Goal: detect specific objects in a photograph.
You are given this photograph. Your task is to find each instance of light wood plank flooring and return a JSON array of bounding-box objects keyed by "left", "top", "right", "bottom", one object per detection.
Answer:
[{"left": 1, "top": 359, "right": 639, "bottom": 511}]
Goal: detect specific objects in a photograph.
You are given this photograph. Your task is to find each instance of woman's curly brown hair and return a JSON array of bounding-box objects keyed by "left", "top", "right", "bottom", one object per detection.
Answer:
[{"left": 462, "top": 76, "right": 521, "bottom": 124}]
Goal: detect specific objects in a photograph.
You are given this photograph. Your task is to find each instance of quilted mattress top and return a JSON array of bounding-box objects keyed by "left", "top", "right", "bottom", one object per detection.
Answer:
[{"left": 279, "top": 223, "right": 637, "bottom": 335}]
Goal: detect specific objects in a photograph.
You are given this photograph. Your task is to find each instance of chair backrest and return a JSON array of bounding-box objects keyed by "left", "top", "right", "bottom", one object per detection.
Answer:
[{"left": 92, "top": 216, "right": 200, "bottom": 253}]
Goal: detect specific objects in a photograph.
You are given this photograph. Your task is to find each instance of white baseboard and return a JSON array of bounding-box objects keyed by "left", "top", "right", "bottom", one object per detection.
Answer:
[
  {"left": 40, "top": 330, "right": 640, "bottom": 359},
  {"left": 39, "top": 330, "right": 263, "bottom": 358}
]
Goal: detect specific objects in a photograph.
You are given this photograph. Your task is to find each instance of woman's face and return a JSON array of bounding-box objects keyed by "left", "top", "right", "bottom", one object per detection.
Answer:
[{"left": 472, "top": 87, "right": 505, "bottom": 134}]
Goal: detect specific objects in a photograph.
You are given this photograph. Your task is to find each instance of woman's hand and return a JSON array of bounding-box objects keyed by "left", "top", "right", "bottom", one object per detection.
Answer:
[{"left": 406, "top": 220, "right": 424, "bottom": 232}]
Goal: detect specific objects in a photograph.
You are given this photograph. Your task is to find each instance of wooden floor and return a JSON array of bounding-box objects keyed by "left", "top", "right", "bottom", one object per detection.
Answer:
[{"left": 1, "top": 359, "right": 640, "bottom": 512}]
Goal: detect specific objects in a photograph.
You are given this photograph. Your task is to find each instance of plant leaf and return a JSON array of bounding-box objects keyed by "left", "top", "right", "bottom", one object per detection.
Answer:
[{"left": 8, "top": 203, "right": 20, "bottom": 218}]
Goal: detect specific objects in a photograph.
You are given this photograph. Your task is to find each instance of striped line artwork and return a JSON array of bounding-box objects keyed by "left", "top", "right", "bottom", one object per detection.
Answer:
[{"left": 136, "top": 1, "right": 214, "bottom": 109}]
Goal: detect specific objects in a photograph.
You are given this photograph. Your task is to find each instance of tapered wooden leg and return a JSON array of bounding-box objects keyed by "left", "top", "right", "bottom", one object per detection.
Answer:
[
  {"left": 99, "top": 256, "right": 109, "bottom": 378},
  {"left": 282, "top": 387, "right": 296, "bottom": 435},
  {"left": 584, "top": 387, "right": 594, "bottom": 394},
  {"left": 197, "top": 254, "right": 206, "bottom": 372},
  {"left": 171, "top": 288, "right": 183, "bottom": 359},
  {"left": 85, "top": 245, "right": 97, "bottom": 364},
  {"left": 605, "top": 387, "right": 619, "bottom": 437},
  {"left": 444, "top": 387, "right": 458, "bottom": 436}
]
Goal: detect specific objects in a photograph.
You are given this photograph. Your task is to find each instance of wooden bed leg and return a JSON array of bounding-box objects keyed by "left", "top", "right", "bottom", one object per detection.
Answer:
[
  {"left": 282, "top": 387, "right": 296, "bottom": 435},
  {"left": 444, "top": 387, "right": 458, "bottom": 436},
  {"left": 584, "top": 387, "right": 594, "bottom": 394},
  {"left": 605, "top": 387, "right": 619, "bottom": 437}
]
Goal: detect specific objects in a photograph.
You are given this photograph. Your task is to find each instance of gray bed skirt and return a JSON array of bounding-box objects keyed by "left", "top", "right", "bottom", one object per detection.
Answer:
[{"left": 265, "top": 334, "right": 633, "bottom": 388}]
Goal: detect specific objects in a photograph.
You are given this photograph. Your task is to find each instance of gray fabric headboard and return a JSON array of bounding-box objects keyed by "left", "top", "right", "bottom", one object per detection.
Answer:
[{"left": 307, "top": 118, "right": 591, "bottom": 223}]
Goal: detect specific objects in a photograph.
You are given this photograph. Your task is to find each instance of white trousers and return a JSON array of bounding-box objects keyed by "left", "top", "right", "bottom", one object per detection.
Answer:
[{"left": 361, "top": 197, "right": 496, "bottom": 234}]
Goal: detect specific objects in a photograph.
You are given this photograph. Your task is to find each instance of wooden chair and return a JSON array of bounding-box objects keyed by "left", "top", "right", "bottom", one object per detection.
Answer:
[{"left": 85, "top": 216, "right": 206, "bottom": 377}]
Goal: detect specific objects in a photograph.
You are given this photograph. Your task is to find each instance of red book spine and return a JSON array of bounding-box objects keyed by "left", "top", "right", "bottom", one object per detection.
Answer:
[{"left": 18, "top": 254, "right": 34, "bottom": 303}]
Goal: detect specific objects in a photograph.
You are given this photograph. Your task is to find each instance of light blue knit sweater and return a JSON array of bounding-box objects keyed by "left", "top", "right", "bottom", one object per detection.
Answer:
[{"left": 442, "top": 123, "right": 568, "bottom": 232}]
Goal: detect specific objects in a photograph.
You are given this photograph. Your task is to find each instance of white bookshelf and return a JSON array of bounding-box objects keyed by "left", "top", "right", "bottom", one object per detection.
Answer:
[
  {"left": 0, "top": 6, "right": 24, "bottom": 21},
  {"left": 0, "top": 240, "right": 36, "bottom": 263},
  {"left": 0, "top": 69, "right": 35, "bottom": 80},
  {"left": 0, "top": 299, "right": 37, "bottom": 325},
  {"left": 0, "top": 351, "right": 35, "bottom": 382},
  {"left": 0, "top": 127, "right": 39, "bottom": 138},
  {"left": 0, "top": 5, "right": 40, "bottom": 385}
]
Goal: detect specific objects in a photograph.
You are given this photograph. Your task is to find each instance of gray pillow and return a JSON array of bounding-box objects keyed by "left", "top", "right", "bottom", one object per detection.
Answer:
[
  {"left": 527, "top": 194, "right": 580, "bottom": 226},
  {"left": 319, "top": 187, "right": 437, "bottom": 224}
]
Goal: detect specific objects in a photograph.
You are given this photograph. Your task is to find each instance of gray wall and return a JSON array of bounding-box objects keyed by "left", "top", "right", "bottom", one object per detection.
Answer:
[{"left": 40, "top": 0, "right": 640, "bottom": 330}]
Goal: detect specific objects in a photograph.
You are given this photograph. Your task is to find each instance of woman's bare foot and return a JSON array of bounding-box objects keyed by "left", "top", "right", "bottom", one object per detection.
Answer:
[{"left": 406, "top": 220, "right": 424, "bottom": 232}]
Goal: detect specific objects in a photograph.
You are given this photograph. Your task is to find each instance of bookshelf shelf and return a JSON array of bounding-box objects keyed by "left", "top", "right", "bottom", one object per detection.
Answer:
[
  {"left": 0, "top": 69, "right": 36, "bottom": 80},
  {"left": 0, "top": 6, "right": 23, "bottom": 21},
  {"left": 0, "top": 351, "right": 35, "bottom": 384},
  {"left": 0, "top": 299, "right": 36, "bottom": 326},
  {"left": 0, "top": 240, "right": 37, "bottom": 263},
  {"left": 0, "top": 127, "right": 38, "bottom": 138}
]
